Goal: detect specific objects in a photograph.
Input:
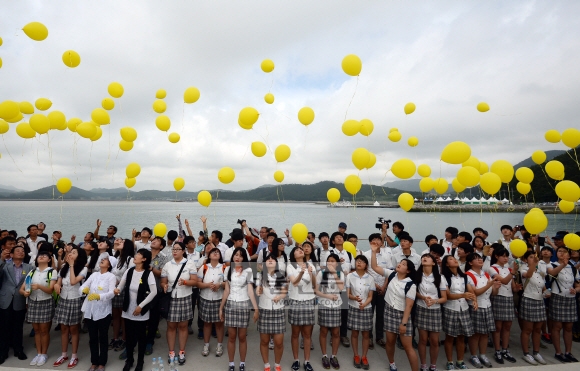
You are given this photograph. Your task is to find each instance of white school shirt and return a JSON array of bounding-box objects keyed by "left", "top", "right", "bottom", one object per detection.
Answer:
[
  {"left": 197, "top": 263, "right": 226, "bottom": 301},
  {"left": 117, "top": 269, "right": 157, "bottom": 321},
  {"left": 391, "top": 245, "right": 418, "bottom": 255},
  {"left": 315, "top": 270, "right": 343, "bottom": 308},
  {"left": 550, "top": 261, "right": 580, "bottom": 298},
  {"left": 112, "top": 257, "right": 135, "bottom": 284},
  {"left": 256, "top": 249, "right": 287, "bottom": 274},
  {"left": 216, "top": 242, "right": 228, "bottom": 257},
  {"left": 391, "top": 249, "right": 421, "bottom": 268},
  {"left": 520, "top": 263, "right": 546, "bottom": 300},
  {"left": 187, "top": 250, "right": 204, "bottom": 269},
  {"left": 346, "top": 272, "right": 375, "bottom": 309},
  {"left": 26, "top": 236, "right": 46, "bottom": 257},
  {"left": 135, "top": 240, "right": 151, "bottom": 251},
  {"left": 331, "top": 248, "right": 353, "bottom": 275},
  {"left": 256, "top": 271, "right": 287, "bottom": 310},
  {"left": 416, "top": 273, "right": 447, "bottom": 309},
  {"left": 224, "top": 266, "right": 254, "bottom": 302},
  {"left": 160, "top": 258, "right": 196, "bottom": 299},
  {"left": 441, "top": 240, "right": 456, "bottom": 257},
  {"left": 443, "top": 274, "right": 469, "bottom": 312},
  {"left": 317, "top": 247, "right": 332, "bottom": 268},
  {"left": 223, "top": 247, "right": 235, "bottom": 263},
  {"left": 383, "top": 275, "right": 416, "bottom": 312},
  {"left": 60, "top": 267, "right": 88, "bottom": 300},
  {"left": 487, "top": 263, "right": 513, "bottom": 297},
  {"left": 364, "top": 248, "right": 393, "bottom": 287},
  {"left": 466, "top": 269, "right": 492, "bottom": 308},
  {"left": 28, "top": 267, "right": 57, "bottom": 301},
  {"left": 286, "top": 263, "right": 316, "bottom": 301},
  {"left": 80, "top": 271, "right": 116, "bottom": 321}
]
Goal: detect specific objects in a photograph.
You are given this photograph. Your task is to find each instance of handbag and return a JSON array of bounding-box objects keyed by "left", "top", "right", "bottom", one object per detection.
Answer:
[{"left": 159, "top": 263, "right": 187, "bottom": 319}]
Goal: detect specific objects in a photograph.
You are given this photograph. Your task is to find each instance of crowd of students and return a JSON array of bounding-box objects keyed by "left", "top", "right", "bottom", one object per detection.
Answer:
[{"left": 0, "top": 218, "right": 579, "bottom": 371}]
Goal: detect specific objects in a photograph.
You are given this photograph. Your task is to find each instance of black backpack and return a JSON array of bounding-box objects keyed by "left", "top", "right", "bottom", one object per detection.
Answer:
[
  {"left": 549, "top": 262, "right": 578, "bottom": 292},
  {"left": 387, "top": 271, "right": 415, "bottom": 296}
]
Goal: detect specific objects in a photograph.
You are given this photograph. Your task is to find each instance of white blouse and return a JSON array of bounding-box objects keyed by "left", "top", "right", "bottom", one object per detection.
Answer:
[
  {"left": 550, "top": 262, "right": 580, "bottom": 298},
  {"left": 161, "top": 258, "right": 197, "bottom": 299},
  {"left": 197, "top": 263, "right": 226, "bottom": 301},
  {"left": 286, "top": 263, "right": 316, "bottom": 301},
  {"left": 466, "top": 269, "right": 492, "bottom": 308},
  {"left": 224, "top": 266, "right": 254, "bottom": 302},
  {"left": 116, "top": 269, "right": 157, "bottom": 321},
  {"left": 60, "top": 267, "right": 88, "bottom": 300},
  {"left": 80, "top": 271, "right": 116, "bottom": 321},
  {"left": 257, "top": 271, "right": 287, "bottom": 310},
  {"left": 416, "top": 273, "right": 447, "bottom": 309},
  {"left": 316, "top": 270, "right": 343, "bottom": 308},
  {"left": 488, "top": 264, "right": 513, "bottom": 297},
  {"left": 28, "top": 267, "right": 57, "bottom": 302},
  {"left": 443, "top": 274, "right": 470, "bottom": 312},
  {"left": 112, "top": 257, "right": 135, "bottom": 283},
  {"left": 346, "top": 272, "right": 375, "bottom": 309},
  {"left": 384, "top": 275, "right": 416, "bottom": 312},
  {"left": 520, "top": 263, "right": 546, "bottom": 301}
]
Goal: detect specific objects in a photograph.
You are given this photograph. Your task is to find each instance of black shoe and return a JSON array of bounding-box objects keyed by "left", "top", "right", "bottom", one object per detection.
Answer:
[
  {"left": 502, "top": 350, "right": 516, "bottom": 363},
  {"left": 240, "top": 364, "right": 246, "bottom": 371},
  {"left": 494, "top": 352, "right": 504, "bottom": 364},
  {"left": 291, "top": 361, "right": 300, "bottom": 371},
  {"left": 229, "top": 366, "right": 235, "bottom": 371},
  {"left": 0, "top": 356, "right": 5, "bottom": 365},
  {"left": 15, "top": 351, "right": 27, "bottom": 360},
  {"left": 565, "top": 353, "right": 579, "bottom": 363},
  {"left": 555, "top": 353, "right": 571, "bottom": 363},
  {"left": 304, "top": 362, "right": 314, "bottom": 371},
  {"left": 123, "top": 360, "right": 134, "bottom": 371},
  {"left": 135, "top": 361, "right": 144, "bottom": 371}
]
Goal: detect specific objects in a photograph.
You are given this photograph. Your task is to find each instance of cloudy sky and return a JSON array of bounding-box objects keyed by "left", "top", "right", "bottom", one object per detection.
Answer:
[{"left": 1, "top": 1, "right": 579, "bottom": 192}]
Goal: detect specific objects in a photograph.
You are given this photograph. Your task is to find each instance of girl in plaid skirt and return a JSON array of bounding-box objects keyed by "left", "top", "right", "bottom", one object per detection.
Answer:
[{"left": 110, "top": 238, "right": 135, "bottom": 352}]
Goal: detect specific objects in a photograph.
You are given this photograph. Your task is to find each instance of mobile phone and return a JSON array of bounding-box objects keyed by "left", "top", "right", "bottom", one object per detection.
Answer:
[{"left": 538, "top": 236, "right": 545, "bottom": 246}]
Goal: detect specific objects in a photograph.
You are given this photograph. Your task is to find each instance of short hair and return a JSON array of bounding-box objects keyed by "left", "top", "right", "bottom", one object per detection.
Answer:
[
  {"left": 141, "top": 227, "right": 152, "bottom": 235},
  {"left": 399, "top": 233, "right": 413, "bottom": 244},
  {"left": 445, "top": 227, "right": 458, "bottom": 236},
  {"left": 267, "top": 232, "right": 277, "bottom": 239},
  {"left": 540, "top": 245, "right": 553, "bottom": 253},
  {"left": 8, "top": 230, "right": 17, "bottom": 238},
  {"left": 136, "top": 249, "right": 152, "bottom": 270},
  {"left": 354, "top": 254, "right": 369, "bottom": 267},
  {"left": 167, "top": 230, "right": 178, "bottom": 241},
  {"left": 86, "top": 232, "right": 95, "bottom": 239},
  {"left": 330, "top": 231, "right": 344, "bottom": 243},
  {"left": 429, "top": 243, "right": 445, "bottom": 257},
  {"left": 347, "top": 233, "right": 358, "bottom": 240},
  {"left": 425, "top": 234, "right": 438, "bottom": 244},
  {"left": 458, "top": 231, "right": 472, "bottom": 242},
  {"left": 318, "top": 232, "right": 329, "bottom": 240},
  {"left": 392, "top": 221, "right": 404, "bottom": 230},
  {"left": 500, "top": 225, "right": 512, "bottom": 232},
  {"left": 183, "top": 236, "right": 195, "bottom": 245},
  {"left": 11, "top": 245, "right": 25, "bottom": 254},
  {"left": 457, "top": 242, "right": 474, "bottom": 254},
  {"left": 0, "top": 236, "right": 16, "bottom": 247},
  {"left": 307, "top": 232, "right": 316, "bottom": 238},
  {"left": 110, "top": 225, "right": 118, "bottom": 233},
  {"left": 27, "top": 224, "right": 38, "bottom": 232},
  {"left": 368, "top": 233, "right": 383, "bottom": 243},
  {"left": 153, "top": 236, "right": 166, "bottom": 248},
  {"left": 212, "top": 230, "right": 223, "bottom": 242}
]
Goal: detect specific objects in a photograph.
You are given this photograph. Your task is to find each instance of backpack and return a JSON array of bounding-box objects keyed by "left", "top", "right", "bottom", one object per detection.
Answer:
[
  {"left": 202, "top": 263, "right": 226, "bottom": 279},
  {"left": 549, "top": 262, "right": 578, "bottom": 292},
  {"left": 262, "top": 248, "right": 288, "bottom": 263},
  {"left": 387, "top": 272, "right": 414, "bottom": 297},
  {"left": 28, "top": 268, "right": 54, "bottom": 284},
  {"left": 465, "top": 271, "right": 490, "bottom": 287}
]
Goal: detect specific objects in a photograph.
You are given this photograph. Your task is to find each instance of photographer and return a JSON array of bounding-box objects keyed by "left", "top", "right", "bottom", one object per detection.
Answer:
[{"left": 380, "top": 220, "right": 403, "bottom": 248}]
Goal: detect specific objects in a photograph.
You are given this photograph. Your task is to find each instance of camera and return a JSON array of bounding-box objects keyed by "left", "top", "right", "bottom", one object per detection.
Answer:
[
  {"left": 237, "top": 219, "right": 246, "bottom": 225},
  {"left": 375, "top": 217, "right": 391, "bottom": 230}
]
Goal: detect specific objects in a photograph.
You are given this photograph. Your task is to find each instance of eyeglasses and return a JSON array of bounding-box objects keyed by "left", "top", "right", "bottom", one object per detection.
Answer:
[{"left": 172, "top": 248, "right": 183, "bottom": 252}]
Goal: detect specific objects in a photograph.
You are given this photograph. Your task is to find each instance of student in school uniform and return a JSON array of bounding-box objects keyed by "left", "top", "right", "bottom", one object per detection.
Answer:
[
  {"left": 330, "top": 231, "right": 354, "bottom": 348},
  {"left": 370, "top": 240, "right": 419, "bottom": 371},
  {"left": 415, "top": 253, "right": 448, "bottom": 371},
  {"left": 314, "top": 253, "right": 344, "bottom": 369},
  {"left": 440, "top": 255, "right": 476, "bottom": 370},
  {"left": 20, "top": 249, "right": 57, "bottom": 367},
  {"left": 110, "top": 238, "right": 135, "bottom": 354},
  {"left": 519, "top": 251, "right": 550, "bottom": 365},
  {"left": 346, "top": 255, "right": 374, "bottom": 370},
  {"left": 547, "top": 246, "right": 580, "bottom": 363},
  {"left": 256, "top": 254, "right": 288, "bottom": 371},
  {"left": 52, "top": 246, "right": 88, "bottom": 368},
  {"left": 219, "top": 248, "right": 259, "bottom": 371},
  {"left": 441, "top": 227, "right": 458, "bottom": 258}
]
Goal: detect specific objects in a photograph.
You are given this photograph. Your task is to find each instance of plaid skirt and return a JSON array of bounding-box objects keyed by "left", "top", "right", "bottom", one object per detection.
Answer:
[
  {"left": 347, "top": 306, "right": 373, "bottom": 331},
  {"left": 54, "top": 297, "right": 83, "bottom": 326},
  {"left": 318, "top": 306, "right": 341, "bottom": 328},
  {"left": 383, "top": 304, "right": 413, "bottom": 336},
  {"left": 112, "top": 290, "right": 125, "bottom": 308},
  {"left": 520, "top": 296, "right": 546, "bottom": 323},
  {"left": 470, "top": 306, "right": 495, "bottom": 334},
  {"left": 258, "top": 308, "right": 286, "bottom": 334},
  {"left": 549, "top": 294, "right": 578, "bottom": 323},
  {"left": 415, "top": 305, "right": 442, "bottom": 332},
  {"left": 442, "top": 307, "right": 474, "bottom": 337},
  {"left": 26, "top": 298, "right": 55, "bottom": 323},
  {"left": 491, "top": 295, "right": 515, "bottom": 321},
  {"left": 167, "top": 295, "right": 193, "bottom": 323},
  {"left": 224, "top": 300, "right": 251, "bottom": 328},
  {"left": 288, "top": 299, "right": 316, "bottom": 326},
  {"left": 200, "top": 297, "right": 222, "bottom": 323}
]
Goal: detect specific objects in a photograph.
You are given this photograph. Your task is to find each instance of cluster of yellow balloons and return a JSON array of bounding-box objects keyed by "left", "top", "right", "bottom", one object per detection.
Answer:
[
  {"left": 351, "top": 148, "right": 377, "bottom": 170},
  {"left": 238, "top": 107, "right": 259, "bottom": 130},
  {"left": 125, "top": 163, "right": 141, "bottom": 189},
  {"left": 342, "top": 119, "right": 374, "bottom": 137},
  {"left": 388, "top": 128, "right": 402, "bottom": 142}
]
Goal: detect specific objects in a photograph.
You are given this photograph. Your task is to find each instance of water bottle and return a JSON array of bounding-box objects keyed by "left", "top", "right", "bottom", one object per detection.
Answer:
[
  {"left": 151, "top": 357, "right": 158, "bottom": 371},
  {"left": 25, "top": 273, "right": 32, "bottom": 293},
  {"left": 159, "top": 358, "right": 165, "bottom": 371},
  {"left": 168, "top": 359, "right": 175, "bottom": 371}
]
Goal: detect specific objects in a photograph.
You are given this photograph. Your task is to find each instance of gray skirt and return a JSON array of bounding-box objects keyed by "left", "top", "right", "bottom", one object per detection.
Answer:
[
  {"left": 520, "top": 296, "right": 546, "bottom": 323},
  {"left": 258, "top": 308, "right": 286, "bottom": 334},
  {"left": 287, "top": 299, "right": 316, "bottom": 326},
  {"left": 224, "top": 300, "right": 251, "bottom": 328},
  {"left": 167, "top": 295, "right": 193, "bottom": 323},
  {"left": 549, "top": 294, "right": 578, "bottom": 323},
  {"left": 200, "top": 297, "right": 222, "bottom": 323},
  {"left": 318, "top": 306, "right": 341, "bottom": 328},
  {"left": 26, "top": 298, "right": 55, "bottom": 324},
  {"left": 442, "top": 307, "right": 474, "bottom": 337},
  {"left": 415, "top": 305, "right": 442, "bottom": 333},
  {"left": 112, "top": 290, "right": 125, "bottom": 308},
  {"left": 54, "top": 297, "right": 83, "bottom": 326},
  {"left": 383, "top": 304, "right": 413, "bottom": 336},
  {"left": 491, "top": 295, "right": 515, "bottom": 321},
  {"left": 347, "top": 306, "right": 373, "bottom": 331},
  {"left": 469, "top": 306, "right": 495, "bottom": 334}
]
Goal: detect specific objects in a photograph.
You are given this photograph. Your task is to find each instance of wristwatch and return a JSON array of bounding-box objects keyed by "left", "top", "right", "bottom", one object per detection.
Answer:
[{"left": 401, "top": 323, "right": 407, "bottom": 326}]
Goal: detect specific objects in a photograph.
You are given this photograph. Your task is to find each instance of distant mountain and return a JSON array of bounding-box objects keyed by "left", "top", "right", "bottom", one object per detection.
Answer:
[
  {"left": 89, "top": 187, "right": 127, "bottom": 194},
  {"left": 0, "top": 184, "right": 26, "bottom": 192},
  {"left": 381, "top": 179, "right": 423, "bottom": 193},
  {"left": 513, "top": 150, "right": 566, "bottom": 169}
]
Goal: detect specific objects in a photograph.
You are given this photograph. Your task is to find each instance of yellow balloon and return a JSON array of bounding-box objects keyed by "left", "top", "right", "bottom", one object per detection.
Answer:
[
  {"left": 152, "top": 99, "right": 166, "bottom": 114},
  {"left": 298, "top": 107, "right": 315, "bottom": 126},
  {"left": 476, "top": 102, "right": 490, "bottom": 112},
  {"left": 343, "top": 241, "right": 357, "bottom": 256},
  {"left": 274, "top": 144, "right": 291, "bottom": 163},
  {"left": 19, "top": 101, "right": 34, "bottom": 115},
  {"left": 407, "top": 136, "right": 419, "bottom": 147},
  {"left": 251, "top": 141, "right": 267, "bottom": 157},
  {"left": 559, "top": 200, "right": 575, "bottom": 214},
  {"left": 120, "top": 127, "right": 137, "bottom": 142},
  {"left": 515, "top": 167, "right": 534, "bottom": 184},
  {"left": 218, "top": 167, "right": 235, "bottom": 184},
  {"left": 48, "top": 111, "right": 66, "bottom": 130},
  {"left": 168, "top": 132, "right": 180, "bottom": 143},
  {"left": 433, "top": 178, "right": 449, "bottom": 194},
  {"left": 62, "top": 50, "right": 80, "bottom": 68},
  {"left": 359, "top": 119, "right": 374, "bottom": 136},
  {"left": 197, "top": 190, "right": 212, "bottom": 207},
  {"left": 531, "top": 150, "right": 546, "bottom": 165},
  {"left": 516, "top": 182, "right": 531, "bottom": 195},
  {"left": 480, "top": 172, "right": 501, "bottom": 195},
  {"left": 388, "top": 131, "right": 402, "bottom": 142},
  {"left": 366, "top": 152, "right": 377, "bottom": 169},
  {"left": 404, "top": 103, "right": 416, "bottom": 115},
  {"left": 29, "top": 114, "right": 50, "bottom": 134},
  {"left": 0, "top": 101, "right": 20, "bottom": 120},
  {"left": 462, "top": 156, "right": 480, "bottom": 169},
  {"left": 510, "top": 240, "right": 527, "bottom": 258},
  {"left": 562, "top": 128, "right": 580, "bottom": 148},
  {"left": 264, "top": 93, "right": 274, "bottom": 104},
  {"left": 555, "top": 180, "right": 580, "bottom": 202},
  {"left": 545, "top": 130, "right": 561, "bottom": 143},
  {"left": 155, "top": 115, "right": 171, "bottom": 131},
  {"left": 452, "top": 178, "right": 466, "bottom": 193},
  {"left": 419, "top": 177, "right": 434, "bottom": 193},
  {"left": 529, "top": 208, "right": 543, "bottom": 214},
  {"left": 22, "top": 22, "right": 48, "bottom": 41},
  {"left": 0, "top": 57, "right": 2, "bottom": 68},
  {"left": 391, "top": 158, "right": 416, "bottom": 179},
  {"left": 327, "top": 188, "right": 340, "bottom": 203},
  {"left": 344, "top": 174, "right": 362, "bottom": 195},
  {"left": 479, "top": 161, "right": 489, "bottom": 175},
  {"left": 398, "top": 193, "right": 414, "bottom": 212},
  {"left": 0, "top": 37, "right": 2, "bottom": 46},
  {"left": 90, "top": 126, "right": 102, "bottom": 141},
  {"left": 490, "top": 160, "right": 514, "bottom": 183},
  {"left": 457, "top": 166, "right": 480, "bottom": 187},
  {"left": 389, "top": 128, "right": 399, "bottom": 133},
  {"left": 67, "top": 118, "right": 81, "bottom": 132},
  {"left": 341, "top": 54, "right": 362, "bottom": 76},
  {"left": 523, "top": 210, "right": 548, "bottom": 234},
  {"left": 173, "top": 177, "right": 185, "bottom": 191},
  {"left": 341, "top": 120, "right": 359, "bottom": 136},
  {"left": 16, "top": 123, "right": 36, "bottom": 139},
  {"left": 564, "top": 233, "right": 580, "bottom": 250},
  {"left": 125, "top": 177, "right": 136, "bottom": 188},
  {"left": 239, "top": 107, "right": 259, "bottom": 127},
  {"left": 56, "top": 178, "right": 72, "bottom": 194},
  {"left": 352, "top": 148, "right": 370, "bottom": 170},
  {"left": 441, "top": 141, "right": 471, "bottom": 164},
  {"left": 108, "top": 82, "right": 124, "bottom": 98},
  {"left": 76, "top": 122, "right": 97, "bottom": 138},
  {"left": 126, "top": 163, "right": 141, "bottom": 178},
  {"left": 156, "top": 89, "right": 166, "bottom": 99},
  {"left": 261, "top": 59, "right": 275, "bottom": 73},
  {"left": 91, "top": 108, "right": 110, "bottom": 125},
  {"left": 119, "top": 140, "right": 133, "bottom": 151},
  {"left": 291, "top": 223, "right": 308, "bottom": 244},
  {"left": 153, "top": 223, "right": 167, "bottom": 237},
  {"left": 417, "top": 164, "right": 431, "bottom": 177},
  {"left": 273, "top": 170, "right": 284, "bottom": 183},
  {"left": 183, "top": 87, "right": 200, "bottom": 104},
  {"left": 35, "top": 98, "right": 52, "bottom": 111},
  {"left": 102, "top": 98, "right": 115, "bottom": 110},
  {"left": 238, "top": 117, "right": 252, "bottom": 130},
  {"left": 545, "top": 160, "right": 564, "bottom": 180},
  {"left": 5, "top": 112, "right": 23, "bottom": 123},
  {"left": 0, "top": 119, "right": 8, "bottom": 134}
]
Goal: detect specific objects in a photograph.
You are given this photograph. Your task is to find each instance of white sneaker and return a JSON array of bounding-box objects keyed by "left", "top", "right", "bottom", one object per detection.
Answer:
[
  {"left": 533, "top": 353, "right": 547, "bottom": 365},
  {"left": 269, "top": 338, "right": 274, "bottom": 350},
  {"left": 201, "top": 344, "right": 210, "bottom": 357},
  {"left": 522, "top": 354, "right": 538, "bottom": 365},
  {"left": 216, "top": 344, "right": 223, "bottom": 357},
  {"left": 30, "top": 354, "right": 40, "bottom": 366},
  {"left": 36, "top": 354, "right": 47, "bottom": 366}
]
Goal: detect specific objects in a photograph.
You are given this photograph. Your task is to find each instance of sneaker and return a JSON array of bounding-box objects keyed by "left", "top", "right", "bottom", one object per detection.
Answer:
[
  {"left": 300, "top": 338, "right": 304, "bottom": 349},
  {"left": 522, "top": 354, "right": 538, "bottom": 365},
  {"left": 168, "top": 351, "right": 175, "bottom": 364},
  {"left": 67, "top": 357, "right": 78, "bottom": 369},
  {"left": 155, "top": 330, "right": 161, "bottom": 339},
  {"left": 215, "top": 344, "right": 223, "bottom": 357},
  {"left": 469, "top": 356, "right": 483, "bottom": 369},
  {"left": 275, "top": 365, "right": 282, "bottom": 371},
  {"left": 541, "top": 334, "right": 552, "bottom": 344},
  {"left": 446, "top": 362, "right": 455, "bottom": 370},
  {"left": 229, "top": 366, "right": 235, "bottom": 371},
  {"left": 118, "top": 349, "right": 127, "bottom": 360},
  {"left": 197, "top": 329, "right": 204, "bottom": 339},
  {"left": 396, "top": 337, "right": 404, "bottom": 350},
  {"left": 30, "top": 355, "right": 40, "bottom": 366},
  {"left": 37, "top": 355, "right": 48, "bottom": 366},
  {"left": 341, "top": 337, "right": 350, "bottom": 347},
  {"left": 502, "top": 350, "right": 516, "bottom": 363},
  {"left": 329, "top": 356, "right": 339, "bottom": 369},
  {"left": 353, "top": 356, "right": 361, "bottom": 369},
  {"left": 108, "top": 339, "right": 117, "bottom": 350},
  {"left": 145, "top": 344, "right": 153, "bottom": 356},
  {"left": 322, "top": 356, "right": 331, "bottom": 369},
  {"left": 555, "top": 353, "right": 570, "bottom": 363},
  {"left": 533, "top": 353, "right": 547, "bottom": 365},
  {"left": 304, "top": 362, "right": 314, "bottom": 371},
  {"left": 361, "top": 357, "right": 369, "bottom": 370},
  {"left": 54, "top": 356, "right": 69, "bottom": 367},
  {"left": 565, "top": 353, "right": 579, "bottom": 362},
  {"left": 389, "top": 363, "right": 398, "bottom": 371},
  {"left": 479, "top": 355, "right": 492, "bottom": 368},
  {"left": 421, "top": 366, "right": 429, "bottom": 371},
  {"left": 291, "top": 361, "right": 300, "bottom": 371},
  {"left": 429, "top": 367, "right": 437, "bottom": 371},
  {"left": 201, "top": 344, "right": 209, "bottom": 357},
  {"left": 240, "top": 364, "right": 246, "bottom": 371},
  {"left": 178, "top": 352, "right": 186, "bottom": 365},
  {"left": 114, "top": 340, "right": 126, "bottom": 351},
  {"left": 269, "top": 338, "right": 275, "bottom": 350},
  {"left": 455, "top": 361, "right": 468, "bottom": 369},
  {"left": 265, "top": 366, "right": 271, "bottom": 371}
]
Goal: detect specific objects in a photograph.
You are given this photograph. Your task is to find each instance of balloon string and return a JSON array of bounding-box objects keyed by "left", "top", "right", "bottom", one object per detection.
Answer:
[
  {"left": 539, "top": 166, "right": 556, "bottom": 192},
  {"left": 343, "top": 76, "right": 359, "bottom": 122},
  {"left": 89, "top": 142, "right": 93, "bottom": 181},
  {"left": 106, "top": 123, "right": 112, "bottom": 170},
  {"left": 47, "top": 132, "right": 56, "bottom": 184},
  {"left": 2, "top": 135, "right": 23, "bottom": 172},
  {"left": 59, "top": 195, "right": 64, "bottom": 224},
  {"left": 565, "top": 148, "right": 580, "bottom": 171}
]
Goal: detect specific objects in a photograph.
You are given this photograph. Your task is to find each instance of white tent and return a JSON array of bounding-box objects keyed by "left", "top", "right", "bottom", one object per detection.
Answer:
[
  {"left": 454, "top": 197, "right": 461, "bottom": 201},
  {"left": 435, "top": 197, "right": 445, "bottom": 202},
  {"left": 470, "top": 197, "right": 480, "bottom": 204},
  {"left": 480, "top": 197, "right": 488, "bottom": 204},
  {"left": 444, "top": 197, "right": 452, "bottom": 202},
  {"left": 489, "top": 197, "right": 499, "bottom": 203}
]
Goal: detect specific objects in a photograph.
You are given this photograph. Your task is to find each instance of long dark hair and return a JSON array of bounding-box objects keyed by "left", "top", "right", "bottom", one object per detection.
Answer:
[
  {"left": 471, "top": 236, "right": 485, "bottom": 249},
  {"left": 399, "top": 258, "right": 416, "bottom": 279},
  {"left": 136, "top": 248, "right": 152, "bottom": 271},
  {"left": 464, "top": 252, "right": 482, "bottom": 272},
  {"left": 302, "top": 241, "right": 318, "bottom": 263},
  {"left": 415, "top": 253, "right": 441, "bottom": 288},
  {"left": 115, "top": 239, "right": 135, "bottom": 268},
  {"left": 289, "top": 246, "right": 305, "bottom": 264},
  {"left": 490, "top": 246, "right": 509, "bottom": 266},
  {"left": 319, "top": 253, "right": 342, "bottom": 289},
  {"left": 261, "top": 253, "right": 286, "bottom": 289},
  {"left": 441, "top": 255, "right": 466, "bottom": 281},
  {"left": 271, "top": 238, "right": 287, "bottom": 260},
  {"left": 227, "top": 247, "right": 250, "bottom": 282},
  {"left": 60, "top": 246, "right": 88, "bottom": 278},
  {"left": 87, "top": 241, "right": 99, "bottom": 271}
]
